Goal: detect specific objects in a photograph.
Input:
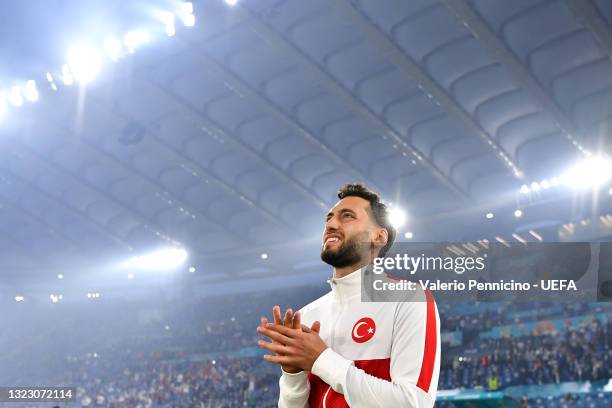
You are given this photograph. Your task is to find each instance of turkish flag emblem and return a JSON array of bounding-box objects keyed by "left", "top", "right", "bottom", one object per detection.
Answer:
[{"left": 351, "top": 317, "right": 376, "bottom": 343}]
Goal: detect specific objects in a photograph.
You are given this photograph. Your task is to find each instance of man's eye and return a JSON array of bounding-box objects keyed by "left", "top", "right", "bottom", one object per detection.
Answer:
[{"left": 343, "top": 213, "right": 354, "bottom": 218}]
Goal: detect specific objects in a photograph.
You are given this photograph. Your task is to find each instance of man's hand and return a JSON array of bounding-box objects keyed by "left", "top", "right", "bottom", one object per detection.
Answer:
[
  {"left": 258, "top": 306, "right": 320, "bottom": 374},
  {"left": 257, "top": 318, "right": 327, "bottom": 372}
]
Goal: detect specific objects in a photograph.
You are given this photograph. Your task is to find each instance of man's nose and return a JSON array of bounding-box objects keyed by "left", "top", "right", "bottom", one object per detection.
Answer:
[{"left": 325, "top": 217, "right": 340, "bottom": 231}]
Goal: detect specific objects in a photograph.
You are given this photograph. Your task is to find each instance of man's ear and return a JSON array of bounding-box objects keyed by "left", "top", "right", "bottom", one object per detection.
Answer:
[{"left": 373, "top": 228, "right": 388, "bottom": 249}]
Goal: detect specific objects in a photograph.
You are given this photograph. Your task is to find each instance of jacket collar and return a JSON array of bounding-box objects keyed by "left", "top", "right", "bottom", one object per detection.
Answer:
[{"left": 328, "top": 267, "right": 363, "bottom": 301}]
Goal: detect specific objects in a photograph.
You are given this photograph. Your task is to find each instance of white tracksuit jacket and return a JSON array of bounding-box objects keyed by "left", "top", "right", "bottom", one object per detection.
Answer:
[{"left": 278, "top": 268, "right": 440, "bottom": 407}]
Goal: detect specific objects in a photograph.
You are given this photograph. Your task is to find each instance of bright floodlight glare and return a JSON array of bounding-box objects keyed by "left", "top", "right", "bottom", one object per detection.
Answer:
[
  {"left": 404, "top": 231, "right": 413, "bottom": 239},
  {"left": 124, "top": 30, "right": 150, "bottom": 53},
  {"left": 23, "top": 80, "right": 39, "bottom": 102},
  {"left": 520, "top": 184, "right": 530, "bottom": 194},
  {"left": 562, "top": 156, "right": 612, "bottom": 190},
  {"left": 540, "top": 179, "right": 550, "bottom": 189},
  {"left": 225, "top": 0, "right": 238, "bottom": 6},
  {"left": 514, "top": 209, "right": 523, "bottom": 218},
  {"left": 485, "top": 212, "right": 494, "bottom": 219},
  {"left": 183, "top": 2, "right": 194, "bottom": 13},
  {"left": 182, "top": 14, "right": 195, "bottom": 27},
  {"left": 15, "top": 295, "right": 24, "bottom": 302},
  {"left": 609, "top": 187, "right": 612, "bottom": 196},
  {"left": 68, "top": 44, "right": 102, "bottom": 83},
  {"left": 261, "top": 253, "right": 268, "bottom": 260},
  {"left": 124, "top": 247, "right": 188, "bottom": 269},
  {"left": 551, "top": 177, "right": 560, "bottom": 186},
  {"left": 104, "top": 37, "right": 122, "bottom": 62},
  {"left": 61, "top": 64, "right": 74, "bottom": 85},
  {"left": 9, "top": 86, "right": 23, "bottom": 107},
  {"left": 57, "top": 274, "right": 63, "bottom": 279},
  {"left": 188, "top": 266, "right": 196, "bottom": 273},
  {"left": 128, "top": 273, "right": 134, "bottom": 279},
  {"left": 388, "top": 207, "right": 406, "bottom": 229},
  {"left": 530, "top": 181, "right": 541, "bottom": 192},
  {"left": 166, "top": 23, "right": 176, "bottom": 37}
]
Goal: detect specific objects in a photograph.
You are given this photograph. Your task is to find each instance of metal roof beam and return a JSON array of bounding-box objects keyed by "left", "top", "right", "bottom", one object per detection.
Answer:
[
  {"left": 334, "top": 0, "right": 523, "bottom": 179},
  {"left": 443, "top": 0, "right": 590, "bottom": 154},
  {"left": 0, "top": 162, "right": 133, "bottom": 252},
  {"left": 231, "top": 5, "right": 474, "bottom": 202},
  {"left": 567, "top": 0, "right": 612, "bottom": 54},
  {"left": 6, "top": 133, "right": 185, "bottom": 249},
  {"left": 86, "top": 90, "right": 296, "bottom": 233},
  {"left": 179, "top": 39, "right": 387, "bottom": 196},
  {"left": 135, "top": 75, "right": 331, "bottom": 210},
  {"left": 35, "top": 96, "right": 257, "bottom": 245}
]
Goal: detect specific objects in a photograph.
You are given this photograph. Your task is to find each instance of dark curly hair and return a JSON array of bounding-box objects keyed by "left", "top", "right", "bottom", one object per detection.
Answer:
[{"left": 337, "top": 184, "right": 396, "bottom": 257}]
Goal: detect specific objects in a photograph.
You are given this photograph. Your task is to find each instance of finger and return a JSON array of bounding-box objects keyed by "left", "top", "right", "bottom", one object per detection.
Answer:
[
  {"left": 284, "top": 308, "right": 293, "bottom": 327},
  {"left": 263, "top": 354, "right": 293, "bottom": 365},
  {"left": 301, "top": 324, "right": 312, "bottom": 333},
  {"left": 257, "top": 339, "right": 290, "bottom": 354},
  {"left": 293, "top": 311, "right": 301, "bottom": 330},
  {"left": 273, "top": 305, "right": 282, "bottom": 325},
  {"left": 260, "top": 317, "right": 269, "bottom": 327},
  {"left": 265, "top": 323, "right": 299, "bottom": 338},
  {"left": 311, "top": 321, "right": 321, "bottom": 333},
  {"left": 257, "top": 326, "right": 294, "bottom": 344}
]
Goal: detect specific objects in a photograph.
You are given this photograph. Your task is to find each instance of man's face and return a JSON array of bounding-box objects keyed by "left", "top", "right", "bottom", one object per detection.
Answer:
[{"left": 320, "top": 196, "right": 378, "bottom": 268}]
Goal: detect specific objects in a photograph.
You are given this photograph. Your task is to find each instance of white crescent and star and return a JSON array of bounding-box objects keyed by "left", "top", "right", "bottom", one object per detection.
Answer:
[{"left": 352, "top": 321, "right": 369, "bottom": 339}]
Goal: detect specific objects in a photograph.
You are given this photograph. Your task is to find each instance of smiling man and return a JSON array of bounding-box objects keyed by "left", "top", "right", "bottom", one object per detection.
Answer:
[{"left": 257, "top": 184, "right": 440, "bottom": 407}]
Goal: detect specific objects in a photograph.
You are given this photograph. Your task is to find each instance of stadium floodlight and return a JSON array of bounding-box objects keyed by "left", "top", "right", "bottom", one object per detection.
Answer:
[
  {"left": 182, "top": 14, "right": 195, "bottom": 27},
  {"left": 57, "top": 274, "right": 63, "bottom": 279},
  {"left": 68, "top": 43, "right": 102, "bottom": 83},
  {"left": 188, "top": 266, "right": 196, "bottom": 272},
  {"left": 50, "top": 294, "right": 60, "bottom": 303},
  {"left": 609, "top": 187, "right": 612, "bottom": 196},
  {"left": 23, "top": 80, "right": 39, "bottom": 102},
  {"left": 485, "top": 212, "right": 494, "bottom": 219},
  {"left": 9, "top": 86, "right": 23, "bottom": 107},
  {"left": 404, "top": 231, "right": 413, "bottom": 239},
  {"left": 551, "top": 177, "right": 560, "bottom": 186},
  {"left": 562, "top": 155, "right": 612, "bottom": 190},
  {"left": 15, "top": 295, "right": 24, "bottom": 302},
  {"left": 540, "top": 179, "right": 550, "bottom": 189},
  {"left": 520, "top": 184, "right": 530, "bottom": 194},
  {"left": 123, "top": 247, "right": 188, "bottom": 270},
  {"left": 177, "top": 2, "right": 195, "bottom": 27},
  {"left": 124, "top": 30, "right": 150, "bottom": 53},
  {"left": 61, "top": 64, "right": 74, "bottom": 85},
  {"left": 388, "top": 207, "right": 406, "bottom": 229},
  {"left": 261, "top": 253, "right": 268, "bottom": 260},
  {"left": 104, "top": 37, "right": 123, "bottom": 62},
  {"left": 530, "top": 182, "right": 540, "bottom": 192},
  {"left": 225, "top": 0, "right": 238, "bottom": 6},
  {"left": 165, "top": 21, "right": 176, "bottom": 37},
  {"left": 154, "top": 10, "right": 176, "bottom": 37},
  {"left": 514, "top": 209, "right": 523, "bottom": 218}
]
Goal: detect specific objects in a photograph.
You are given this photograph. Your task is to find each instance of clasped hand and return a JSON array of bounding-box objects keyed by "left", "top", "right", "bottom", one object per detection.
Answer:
[{"left": 256, "top": 305, "right": 328, "bottom": 372}]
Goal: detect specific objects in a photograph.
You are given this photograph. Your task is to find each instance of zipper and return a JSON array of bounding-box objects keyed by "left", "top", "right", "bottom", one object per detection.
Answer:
[{"left": 324, "top": 279, "right": 345, "bottom": 408}]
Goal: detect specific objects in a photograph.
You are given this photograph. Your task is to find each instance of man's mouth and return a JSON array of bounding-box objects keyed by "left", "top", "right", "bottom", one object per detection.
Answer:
[{"left": 324, "top": 236, "right": 342, "bottom": 245}]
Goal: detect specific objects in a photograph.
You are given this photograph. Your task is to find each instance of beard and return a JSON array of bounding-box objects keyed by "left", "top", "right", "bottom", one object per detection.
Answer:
[{"left": 320, "top": 232, "right": 370, "bottom": 268}]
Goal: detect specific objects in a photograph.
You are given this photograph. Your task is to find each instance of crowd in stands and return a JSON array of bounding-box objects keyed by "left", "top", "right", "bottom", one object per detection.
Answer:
[
  {"left": 0, "top": 283, "right": 610, "bottom": 407},
  {"left": 439, "top": 316, "right": 611, "bottom": 390}
]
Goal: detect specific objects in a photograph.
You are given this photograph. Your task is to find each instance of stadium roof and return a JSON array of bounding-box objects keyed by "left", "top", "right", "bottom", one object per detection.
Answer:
[{"left": 0, "top": 0, "right": 611, "bottom": 284}]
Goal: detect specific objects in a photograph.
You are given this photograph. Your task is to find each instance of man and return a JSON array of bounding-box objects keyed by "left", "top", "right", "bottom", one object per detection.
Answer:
[{"left": 256, "top": 184, "right": 440, "bottom": 407}]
